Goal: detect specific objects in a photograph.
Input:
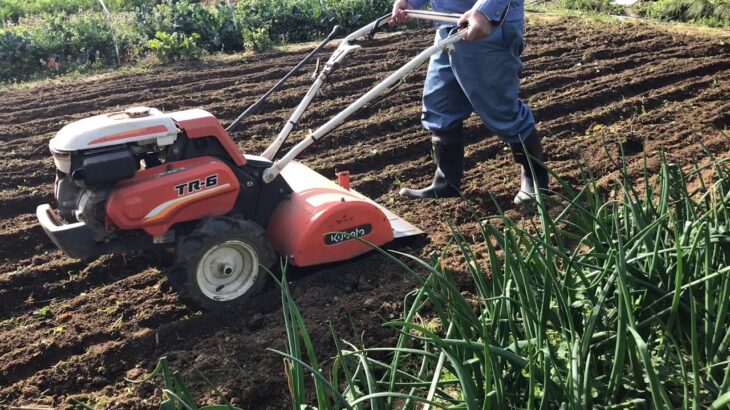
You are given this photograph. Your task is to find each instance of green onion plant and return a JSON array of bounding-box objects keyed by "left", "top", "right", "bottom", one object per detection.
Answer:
[{"left": 273, "top": 146, "right": 730, "bottom": 409}]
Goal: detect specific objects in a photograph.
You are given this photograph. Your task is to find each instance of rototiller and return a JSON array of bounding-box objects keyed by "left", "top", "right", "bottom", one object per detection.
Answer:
[{"left": 37, "top": 11, "right": 465, "bottom": 310}]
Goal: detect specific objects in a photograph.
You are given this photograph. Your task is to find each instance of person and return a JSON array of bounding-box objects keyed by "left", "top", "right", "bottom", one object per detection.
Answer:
[{"left": 390, "top": 0, "right": 548, "bottom": 205}]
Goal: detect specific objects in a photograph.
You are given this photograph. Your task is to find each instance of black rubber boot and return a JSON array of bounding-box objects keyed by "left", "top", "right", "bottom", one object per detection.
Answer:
[
  {"left": 399, "top": 128, "right": 464, "bottom": 199},
  {"left": 510, "top": 129, "right": 549, "bottom": 205}
]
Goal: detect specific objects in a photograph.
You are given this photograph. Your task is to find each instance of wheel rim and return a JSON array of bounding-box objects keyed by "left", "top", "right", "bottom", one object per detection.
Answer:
[{"left": 196, "top": 240, "right": 260, "bottom": 302}]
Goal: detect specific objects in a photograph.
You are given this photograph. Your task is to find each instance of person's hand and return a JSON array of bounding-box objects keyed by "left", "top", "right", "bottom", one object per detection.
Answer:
[
  {"left": 390, "top": 0, "right": 414, "bottom": 25},
  {"left": 458, "top": 9, "right": 492, "bottom": 41}
]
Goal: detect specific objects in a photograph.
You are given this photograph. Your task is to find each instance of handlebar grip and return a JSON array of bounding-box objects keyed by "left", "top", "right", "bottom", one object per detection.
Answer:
[{"left": 330, "top": 25, "right": 345, "bottom": 38}]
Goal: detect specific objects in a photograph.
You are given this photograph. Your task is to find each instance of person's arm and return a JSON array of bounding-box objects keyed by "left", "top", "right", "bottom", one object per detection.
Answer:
[
  {"left": 390, "top": 0, "right": 430, "bottom": 25},
  {"left": 458, "top": 0, "right": 510, "bottom": 41},
  {"left": 474, "top": 0, "right": 510, "bottom": 26}
]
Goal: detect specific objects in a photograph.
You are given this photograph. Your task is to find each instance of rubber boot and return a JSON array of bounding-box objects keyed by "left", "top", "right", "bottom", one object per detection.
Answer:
[
  {"left": 510, "top": 129, "right": 549, "bottom": 205},
  {"left": 399, "top": 128, "right": 464, "bottom": 199}
]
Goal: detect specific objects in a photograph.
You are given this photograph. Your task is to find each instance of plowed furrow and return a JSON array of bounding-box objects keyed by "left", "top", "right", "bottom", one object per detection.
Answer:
[
  {"left": 0, "top": 254, "right": 156, "bottom": 320},
  {"left": 535, "top": 59, "right": 730, "bottom": 123},
  {"left": 0, "top": 269, "right": 181, "bottom": 391},
  {"left": 539, "top": 71, "right": 728, "bottom": 138},
  {"left": 0, "top": 188, "right": 52, "bottom": 220}
]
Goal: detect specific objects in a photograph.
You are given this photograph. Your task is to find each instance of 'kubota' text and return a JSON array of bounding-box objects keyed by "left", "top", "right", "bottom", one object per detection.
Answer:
[{"left": 325, "top": 224, "right": 372, "bottom": 245}]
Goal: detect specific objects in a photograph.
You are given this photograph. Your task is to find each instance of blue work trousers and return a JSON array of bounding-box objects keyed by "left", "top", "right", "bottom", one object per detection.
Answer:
[{"left": 421, "top": 21, "right": 535, "bottom": 144}]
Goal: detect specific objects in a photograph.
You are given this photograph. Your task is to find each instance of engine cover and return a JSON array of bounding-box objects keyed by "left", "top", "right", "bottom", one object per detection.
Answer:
[
  {"left": 106, "top": 157, "right": 240, "bottom": 236},
  {"left": 50, "top": 107, "right": 178, "bottom": 154}
]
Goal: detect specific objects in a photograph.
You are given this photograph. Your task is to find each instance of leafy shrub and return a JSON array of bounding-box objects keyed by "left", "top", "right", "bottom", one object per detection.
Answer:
[
  {"left": 146, "top": 31, "right": 202, "bottom": 63},
  {"left": 0, "top": 29, "right": 34, "bottom": 80},
  {"left": 173, "top": 1, "right": 241, "bottom": 51},
  {"left": 0, "top": 11, "right": 144, "bottom": 82},
  {"left": 0, "top": 0, "right": 94, "bottom": 24},
  {"left": 322, "top": 0, "right": 393, "bottom": 30},
  {"left": 234, "top": 0, "right": 327, "bottom": 43},
  {"left": 0, "top": 0, "right": 165, "bottom": 24},
  {"left": 136, "top": 1, "right": 175, "bottom": 35},
  {"left": 243, "top": 26, "right": 273, "bottom": 51},
  {"left": 137, "top": 0, "right": 242, "bottom": 51},
  {"left": 102, "top": 0, "right": 163, "bottom": 12},
  {"left": 233, "top": 0, "right": 392, "bottom": 44},
  {"left": 1, "top": 0, "right": 398, "bottom": 83},
  {"left": 109, "top": 11, "right": 148, "bottom": 60}
]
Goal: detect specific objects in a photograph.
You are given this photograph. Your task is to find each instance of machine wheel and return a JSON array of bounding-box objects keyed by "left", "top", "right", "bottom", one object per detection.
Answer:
[{"left": 168, "top": 216, "right": 275, "bottom": 311}]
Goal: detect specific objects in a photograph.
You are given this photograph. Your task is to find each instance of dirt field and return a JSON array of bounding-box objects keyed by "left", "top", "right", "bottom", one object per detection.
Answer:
[{"left": 0, "top": 16, "right": 727, "bottom": 409}]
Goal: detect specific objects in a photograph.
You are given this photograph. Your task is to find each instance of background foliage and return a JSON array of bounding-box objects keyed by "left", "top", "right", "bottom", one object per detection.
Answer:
[
  {"left": 560, "top": 0, "right": 730, "bottom": 27},
  {"left": 637, "top": 0, "right": 730, "bottom": 26},
  {"left": 2, "top": 0, "right": 727, "bottom": 83},
  {"left": 0, "top": 0, "right": 391, "bottom": 82}
]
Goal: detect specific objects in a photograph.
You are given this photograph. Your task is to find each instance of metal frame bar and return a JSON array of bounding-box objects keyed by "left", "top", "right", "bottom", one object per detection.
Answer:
[
  {"left": 403, "top": 10, "right": 462, "bottom": 24},
  {"left": 228, "top": 25, "right": 344, "bottom": 132},
  {"left": 260, "top": 15, "right": 390, "bottom": 160},
  {"left": 261, "top": 11, "right": 466, "bottom": 181}
]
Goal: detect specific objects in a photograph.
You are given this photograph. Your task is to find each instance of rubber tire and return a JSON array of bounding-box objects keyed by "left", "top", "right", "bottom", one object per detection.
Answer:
[{"left": 167, "top": 216, "right": 275, "bottom": 311}]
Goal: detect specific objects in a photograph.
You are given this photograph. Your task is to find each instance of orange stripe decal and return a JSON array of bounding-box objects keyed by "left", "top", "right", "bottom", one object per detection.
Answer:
[
  {"left": 143, "top": 184, "right": 231, "bottom": 223},
  {"left": 89, "top": 125, "right": 170, "bottom": 145}
]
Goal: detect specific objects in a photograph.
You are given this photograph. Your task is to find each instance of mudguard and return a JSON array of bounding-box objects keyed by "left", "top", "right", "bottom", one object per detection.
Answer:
[{"left": 267, "top": 161, "right": 407, "bottom": 267}]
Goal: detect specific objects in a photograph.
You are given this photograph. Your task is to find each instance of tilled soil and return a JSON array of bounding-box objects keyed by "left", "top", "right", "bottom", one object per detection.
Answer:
[{"left": 0, "top": 16, "right": 728, "bottom": 409}]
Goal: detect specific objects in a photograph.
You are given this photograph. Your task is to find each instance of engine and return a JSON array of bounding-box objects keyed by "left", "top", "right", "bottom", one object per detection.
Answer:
[
  {"left": 43, "top": 105, "right": 289, "bottom": 259},
  {"left": 49, "top": 107, "right": 180, "bottom": 237}
]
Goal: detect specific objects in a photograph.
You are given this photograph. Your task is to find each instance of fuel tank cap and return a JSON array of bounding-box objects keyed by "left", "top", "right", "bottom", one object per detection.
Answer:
[{"left": 124, "top": 106, "right": 152, "bottom": 118}]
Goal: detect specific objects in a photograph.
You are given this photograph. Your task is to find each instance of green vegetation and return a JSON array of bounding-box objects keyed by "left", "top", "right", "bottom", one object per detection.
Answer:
[
  {"left": 34, "top": 306, "right": 54, "bottom": 318},
  {"left": 145, "top": 147, "right": 730, "bottom": 408},
  {"left": 128, "top": 356, "right": 243, "bottom": 410},
  {"left": 146, "top": 31, "right": 203, "bottom": 63},
  {"left": 0, "top": 0, "right": 148, "bottom": 23},
  {"left": 638, "top": 0, "right": 730, "bottom": 27},
  {"left": 271, "top": 148, "right": 729, "bottom": 407},
  {"left": 0, "top": 0, "right": 391, "bottom": 83},
  {"left": 2, "top": 0, "right": 726, "bottom": 83},
  {"left": 561, "top": 0, "right": 730, "bottom": 27},
  {"left": 0, "top": 11, "right": 143, "bottom": 82}
]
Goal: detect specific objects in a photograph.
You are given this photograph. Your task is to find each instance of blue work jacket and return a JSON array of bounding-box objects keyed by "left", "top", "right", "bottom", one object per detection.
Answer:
[{"left": 409, "top": 0, "right": 523, "bottom": 24}]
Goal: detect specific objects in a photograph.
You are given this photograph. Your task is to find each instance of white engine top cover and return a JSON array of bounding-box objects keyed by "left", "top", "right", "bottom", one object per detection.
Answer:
[{"left": 50, "top": 107, "right": 178, "bottom": 153}]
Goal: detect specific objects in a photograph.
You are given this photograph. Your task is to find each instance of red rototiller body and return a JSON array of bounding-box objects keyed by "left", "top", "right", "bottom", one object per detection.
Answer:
[{"left": 37, "top": 11, "right": 465, "bottom": 309}]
